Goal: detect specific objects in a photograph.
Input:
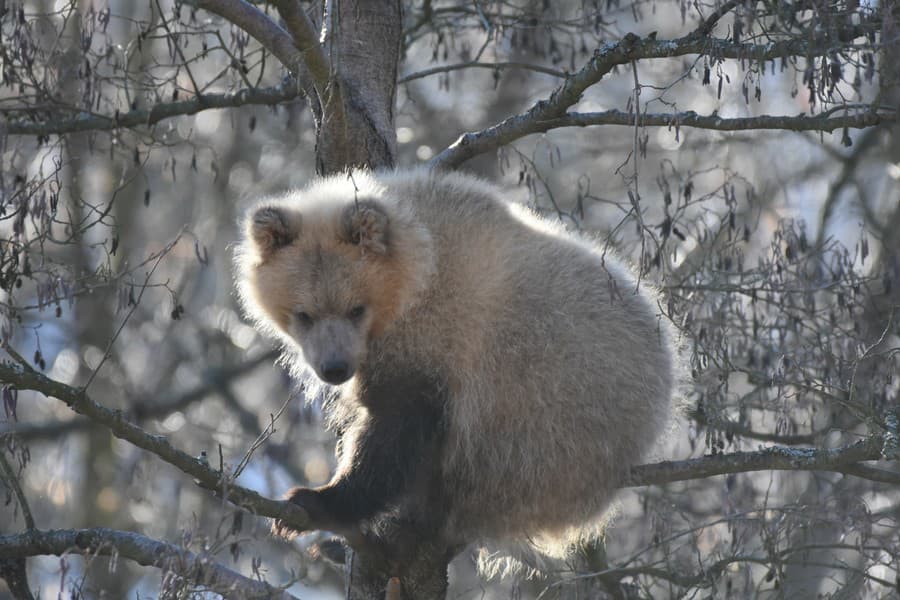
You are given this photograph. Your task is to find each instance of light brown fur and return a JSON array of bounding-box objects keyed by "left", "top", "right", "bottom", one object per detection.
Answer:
[{"left": 236, "top": 168, "right": 676, "bottom": 562}]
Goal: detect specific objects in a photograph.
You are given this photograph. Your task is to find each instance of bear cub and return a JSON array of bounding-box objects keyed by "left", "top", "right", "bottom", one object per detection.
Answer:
[{"left": 236, "top": 168, "right": 675, "bottom": 569}]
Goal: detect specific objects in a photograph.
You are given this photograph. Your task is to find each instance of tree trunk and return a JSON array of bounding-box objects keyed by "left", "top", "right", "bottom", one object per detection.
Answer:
[
  {"left": 314, "top": 3, "right": 453, "bottom": 597},
  {"left": 315, "top": 0, "right": 401, "bottom": 174}
]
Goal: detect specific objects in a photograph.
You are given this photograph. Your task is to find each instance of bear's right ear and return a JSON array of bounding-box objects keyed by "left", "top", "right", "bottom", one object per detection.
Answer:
[
  {"left": 340, "top": 201, "right": 389, "bottom": 255},
  {"left": 249, "top": 206, "right": 300, "bottom": 258}
]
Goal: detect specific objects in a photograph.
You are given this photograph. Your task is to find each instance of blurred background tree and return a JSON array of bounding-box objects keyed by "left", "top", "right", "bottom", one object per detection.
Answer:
[{"left": 0, "top": 0, "right": 898, "bottom": 598}]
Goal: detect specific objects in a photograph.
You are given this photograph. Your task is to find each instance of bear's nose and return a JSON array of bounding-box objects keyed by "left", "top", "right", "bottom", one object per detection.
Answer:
[{"left": 320, "top": 360, "right": 351, "bottom": 385}]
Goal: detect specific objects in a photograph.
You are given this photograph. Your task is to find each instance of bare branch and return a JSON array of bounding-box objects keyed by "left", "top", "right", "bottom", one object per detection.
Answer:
[
  {"left": 0, "top": 451, "right": 34, "bottom": 530},
  {"left": 836, "top": 463, "right": 900, "bottom": 485},
  {"left": 690, "top": 408, "right": 826, "bottom": 445},
  {"left": 0, "top": 350, "right": 277, "bottom": 441},
  {"left": 0, "top": 358, "right": 311, "bottom": 531},
  {"left": 192, "top": 0, "right": 313, "bottom": 79},
  {"left": 399, "top": 61, "right": 567, "bottom": 83},
  {"left": 698, "top": 0, "right": 743, "bottom": 35},
  {"left": 269, "top": 0, "right": 333, "bottom": 97},
  {"left": 564, "top": 542, "right": 897, "bottom": 592},
  {"left": 627, "top": 436, "right": 888, "bottom": 487},
  {"left": 2, "top": 355, "right": 895, "bottom": 507},
  {"left": 536, "top": 108, "right": 894, "bottom": 133},
  {"left": 0, "top": 82, "right": 304, "bottom": 137},
  {"left": 0, "top": 528, "right": 299, "bottom": 600},
  {"left": 429, "top": 30, "right": 884, "bottom": 168}
]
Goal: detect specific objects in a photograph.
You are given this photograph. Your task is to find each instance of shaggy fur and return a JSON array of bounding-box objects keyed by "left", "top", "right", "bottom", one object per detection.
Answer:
[{"left": 235, "top": 168, "right": 676, "bottom": 567}]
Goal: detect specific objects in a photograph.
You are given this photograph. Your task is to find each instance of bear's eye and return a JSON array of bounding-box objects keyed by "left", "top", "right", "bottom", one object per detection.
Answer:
[
  {"left": 295, "top": 311, "right": 313, "bottom": 327},
  {"left": 348, "top": 305, "right": 366, "bottom": 321}
]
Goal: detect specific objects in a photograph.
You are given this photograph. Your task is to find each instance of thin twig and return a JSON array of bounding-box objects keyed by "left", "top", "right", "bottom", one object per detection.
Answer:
[
  {"left": 0, "top": 355, "right": 311, "bottom": 530},
  {"left": 0, "top": 451, "right": 35, "bottom": 530},
  {"left": 629, "top": 60, "right": 646, "bottom": 286},
  {"left": 428, "top": 28, "right": 886, "bottom": 168},
  {"left": 83, "top": 235, "right": 180, "bottom": 392},
  {"left": 232, "top": 392, "right": 293, "bottom": 479}
]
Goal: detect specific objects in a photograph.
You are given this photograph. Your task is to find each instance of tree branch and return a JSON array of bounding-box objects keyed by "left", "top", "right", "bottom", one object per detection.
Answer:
[
  {"left": 627, "top": 436, "right": 889, "bottom": 486},
  {"left": 698, "top": 0, "right": 743, "bottom": 35},
  {"left": 192, "top": 0, "right": 313, "bottom": 79},
  {"left": 0, "top": 350, "right": 277, "bottom": 441},
  {"left": 0, "top": 451, "right": 34, "bottom": 530},
  {"left": 0, "top": 528, "right": 299, "bottom": 600},
  {"left": 269, "top": 0, "right": 333, "bottom": 97},
  {"left": 0, "top": 83, "right": 303, "bottom": 137},
  {"left": 0, "top": 357, "right": 311, "bottom": 532},
  {"left": 399, "top": 61, "right": 568, "bottom": 83},
  {"left": 429, "top": 30, "right": 883, "bottom": 168},
  {"left": 536, "top": 108, "right": 894, "bottom": 134},
  {"left": 836, "top": 463, "right": 900, "bottom": 485},
  {"left": 2, "top": 354, "right": 895, "bottom": 505},
  {"left": 689, "top": 407, "right": 825, "bottom": 445}
]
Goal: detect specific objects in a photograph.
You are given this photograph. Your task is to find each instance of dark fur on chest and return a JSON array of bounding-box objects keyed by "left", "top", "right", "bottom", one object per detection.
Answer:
[{"left": 276, "top": 366, "right": 451, "bottom": 563}]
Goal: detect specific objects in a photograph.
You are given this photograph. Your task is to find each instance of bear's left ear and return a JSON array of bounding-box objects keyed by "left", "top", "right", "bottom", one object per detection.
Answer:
[
  {"left": 341, "top": 201, "right": 389, "bottom": 255},
  {"left": 248, "top": 206, "right": 301, "bottom": 258}
]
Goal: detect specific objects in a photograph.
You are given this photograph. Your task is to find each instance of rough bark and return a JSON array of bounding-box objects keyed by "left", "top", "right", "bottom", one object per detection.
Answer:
[
  {"left": 314, "top": 0, "right": 401, "bottom": 174},
  {"left": 193, "top": 0, "right": 400, "bottom": 174},
  {"left": 304, "top": 2, "right": 435, "bottom": 596}
]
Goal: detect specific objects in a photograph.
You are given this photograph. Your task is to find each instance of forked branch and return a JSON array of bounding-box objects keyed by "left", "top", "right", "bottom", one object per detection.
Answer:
[{"left": 428, "top": 28, "right": 884, "bottom": 168}]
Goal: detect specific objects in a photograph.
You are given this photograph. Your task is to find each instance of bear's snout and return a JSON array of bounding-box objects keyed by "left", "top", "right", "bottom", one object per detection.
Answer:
[{"left": 320, "top": 359, "right": 352, "bottom": 385}]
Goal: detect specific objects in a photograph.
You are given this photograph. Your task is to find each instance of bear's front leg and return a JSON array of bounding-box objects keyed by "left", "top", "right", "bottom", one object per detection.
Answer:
[{"left": 273, "top": 373, "right": 447, "bottom": 545}]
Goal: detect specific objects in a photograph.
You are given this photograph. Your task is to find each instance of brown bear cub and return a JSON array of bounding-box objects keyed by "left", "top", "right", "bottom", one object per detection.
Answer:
[{"left": 236, "top": 168, "right": 676, "bottom": 570}]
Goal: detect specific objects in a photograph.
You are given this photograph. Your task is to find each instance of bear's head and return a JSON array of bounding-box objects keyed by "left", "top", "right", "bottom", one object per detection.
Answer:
[{"left": 237, "top": 186, "right": 433, "bottom": 386}]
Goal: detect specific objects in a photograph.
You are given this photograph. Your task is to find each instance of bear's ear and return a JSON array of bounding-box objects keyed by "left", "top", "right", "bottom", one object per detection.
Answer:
[
  {"left": 340, "top": 201, "right": 389, "bottom": 255},
  {"left": 249, "top": 206, "right": 300, "bottom": 258}
]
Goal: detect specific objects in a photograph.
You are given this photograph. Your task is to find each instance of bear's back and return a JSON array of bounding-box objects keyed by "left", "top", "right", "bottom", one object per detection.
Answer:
[{"left": 365, "top": 170, "right": 675, "bottom": 546}]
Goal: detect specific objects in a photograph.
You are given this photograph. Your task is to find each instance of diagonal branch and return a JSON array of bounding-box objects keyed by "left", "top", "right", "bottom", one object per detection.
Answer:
[
  {"left": 698, "top": 0, "right": 743, "bottom": 35},
  {"left": 192, "top": 0, "right": 318, "bottom": 81},
  {"left": 1, "top": 356, "right": 896, "bottom": 503},
  {"left": 1, "top": 350, "right": 277, "bottom": 441},
  {"left": 0, "top": 451, "right": 34, "bottom": 530},
  {"left": 0, "top": 528, "right": 299, "bottom": 600},
  {"left": 0, "top": 357, "right": 311, "bottom": 532},
  {"left": 191, "top": 0, "right": 341, "bottom": 137},
  {"left": 268, "top": 0, "right": 333, "bottom": 102},
  {"left": 428, "top": 29, "right": 883, "bottom": 168}
]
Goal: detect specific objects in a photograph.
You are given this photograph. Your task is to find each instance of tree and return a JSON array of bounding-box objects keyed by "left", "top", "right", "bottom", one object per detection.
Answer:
[{"left": 0, "top": 0, "right": 897, "bottom": 598}]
